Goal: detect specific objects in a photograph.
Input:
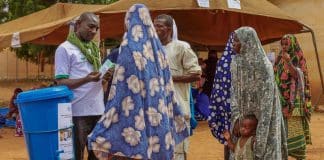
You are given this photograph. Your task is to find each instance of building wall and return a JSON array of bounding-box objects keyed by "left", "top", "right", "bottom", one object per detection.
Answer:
[
  {"left": 0, "top": 48, "right": 53, "bottom": 80},
  {"left": 268, "top": 0, "right": 324, "bottom": 104}
]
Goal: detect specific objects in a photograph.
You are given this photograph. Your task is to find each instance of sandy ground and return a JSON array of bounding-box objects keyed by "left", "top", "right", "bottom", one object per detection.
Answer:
[
  {"left": 0, "top": 81, "right": 324, "bottom": 160},
  {"left": 0, "top": 115, "right": 324, "bottom": 160}
]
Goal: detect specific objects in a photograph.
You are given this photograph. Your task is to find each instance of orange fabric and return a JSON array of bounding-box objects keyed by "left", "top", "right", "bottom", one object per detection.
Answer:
[
  {"left": 0, "top": 3, "right": 107, "bottom": 49},
  {"left": 0, "top": 0, "right": 304, "bottom": 50}
]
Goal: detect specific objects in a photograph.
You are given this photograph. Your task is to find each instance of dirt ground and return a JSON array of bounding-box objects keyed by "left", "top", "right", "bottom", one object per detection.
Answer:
[
  {"left": 0, "top": 115, "right": 323, "bottom": 160},
  {"left": 0, "top": 81, "right": 324, "bottom": 160}
]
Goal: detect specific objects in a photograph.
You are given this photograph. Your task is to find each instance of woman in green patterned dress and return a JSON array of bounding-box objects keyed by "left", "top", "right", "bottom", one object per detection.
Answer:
[{"left": 274, "top": 34, "right": 312, "bottom": 160}]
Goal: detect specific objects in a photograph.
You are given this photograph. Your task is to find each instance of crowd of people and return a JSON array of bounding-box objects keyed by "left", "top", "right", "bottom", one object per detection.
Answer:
[
  {"left": 208, "top": 27, "right": 312, "bottom": 160},
  {"left": 4, "top": 3, "right": 313, "bottom": 160}
]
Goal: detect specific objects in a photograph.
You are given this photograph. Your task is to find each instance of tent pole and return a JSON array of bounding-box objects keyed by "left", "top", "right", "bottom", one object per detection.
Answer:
[{"left": 299, "top": 26, "right": 324, "bottom": 107}]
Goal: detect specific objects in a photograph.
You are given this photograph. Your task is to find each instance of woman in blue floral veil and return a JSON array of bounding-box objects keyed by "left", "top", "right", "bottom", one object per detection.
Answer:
[
  {"left": 88, "top": 4, "right": 189, "bottom": 160},
  {"left": 208, "top": 32, "right": 235, "bottom": 144},
  {"left": 207, "top": 32, "right": 235, "bottom": 160}
]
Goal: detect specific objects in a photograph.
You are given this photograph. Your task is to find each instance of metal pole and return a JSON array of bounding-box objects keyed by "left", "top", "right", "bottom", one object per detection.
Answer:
[
  {"left": 6, "top": 51, "right": 8, "bottom": 79},
  {"left": 16, "top": 55, "right": 18, "bottom": 81},
  {"left": 298, "top": 26, "right": 324, "bottom": 106},
  {"left": 37, "top": 54, "right": 40, "bottom": 81},
  {"left": 26, "top": 60, "right": 28, "bottom": 79}
]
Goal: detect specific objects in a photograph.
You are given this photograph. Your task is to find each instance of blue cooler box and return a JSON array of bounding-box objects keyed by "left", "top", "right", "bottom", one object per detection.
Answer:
[{"left": 16, "top": 86, "right": 74, "bottom": 160}]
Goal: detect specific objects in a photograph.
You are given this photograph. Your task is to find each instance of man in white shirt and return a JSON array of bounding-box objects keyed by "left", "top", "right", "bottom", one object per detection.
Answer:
[
  {"left": 55, "top": 12, "right": 104, "bottom": 160},
  {"left": 154, "top": 14, "right": 202, "bottom": 160}
]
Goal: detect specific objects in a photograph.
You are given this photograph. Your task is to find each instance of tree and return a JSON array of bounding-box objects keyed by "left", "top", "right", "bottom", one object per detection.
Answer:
[
  {"left": 58, "top": 0, "right": 118, "bottom": 4},
  {"left": 0, "top": 0, "right": 118, "bottom": 64}
]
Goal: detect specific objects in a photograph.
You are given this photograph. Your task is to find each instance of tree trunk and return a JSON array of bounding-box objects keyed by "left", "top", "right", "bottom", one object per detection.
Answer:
[{"left": 26, "top": 59, "right": 28, "bottom": 79}]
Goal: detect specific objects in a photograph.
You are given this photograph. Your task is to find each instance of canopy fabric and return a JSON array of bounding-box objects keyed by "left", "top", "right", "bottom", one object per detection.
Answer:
[
  {"left": 0, "top": 3, "right": 107, "bottom": 49},
  {"left": 0, "top": 0, "right": 306, "bottom": 50},
  {"left": 99, "top": 0, "right": 305, "bottom": 50}
]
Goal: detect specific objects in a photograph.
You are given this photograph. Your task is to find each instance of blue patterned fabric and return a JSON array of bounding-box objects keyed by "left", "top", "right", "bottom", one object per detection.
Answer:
[
  {"left": 88, "top": 4, "right": 189, "bottom": 160},
  {"left": 189, "top": 87, "right": 197, "bottom": 135},
  {"left": 194, "top": 91, "right": 210, "bottom": 121},
  {"left": 207, "top": 32, "right": 235, "bottom": 144}
]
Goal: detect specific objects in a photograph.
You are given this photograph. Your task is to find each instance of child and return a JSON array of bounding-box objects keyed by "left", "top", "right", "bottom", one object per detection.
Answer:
[
  {"left": 224, "top": 114, "right": 258, "bottom": 160},
  {"left": 6, "top": 88, "right": 23, "bottom": 120},
  {"left": 6, "top": 88, "right": 23, "bottom": 137}
]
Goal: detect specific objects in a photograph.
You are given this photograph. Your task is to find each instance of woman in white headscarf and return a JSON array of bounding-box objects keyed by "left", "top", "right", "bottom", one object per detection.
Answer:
[{"left": 229, "top": 26, "right": 288, "bottom": 160}]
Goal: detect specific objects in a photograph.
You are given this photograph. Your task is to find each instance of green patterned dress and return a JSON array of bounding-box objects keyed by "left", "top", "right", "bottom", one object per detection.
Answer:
[{"left": 274, "top": 34, "right": 312, "bottom": 160}]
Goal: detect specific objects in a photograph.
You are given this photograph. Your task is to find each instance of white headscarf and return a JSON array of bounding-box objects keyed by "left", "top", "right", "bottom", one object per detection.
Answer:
[
  {"left": 172, "top": 19, "right": 178, "bottom": 41},
  {"left": 171, "top": 18, "right": 190, "bottom": 48},
  {"left": 230, "top": 26, "right": 287, "bottom": 160}
]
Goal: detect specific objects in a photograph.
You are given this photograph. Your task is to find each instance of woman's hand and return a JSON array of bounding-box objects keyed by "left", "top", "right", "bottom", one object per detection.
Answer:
[
  {"left": 102, "top": 67, "right": 115, "bottom": 81},
  {"left": 282, "top": 52, "right": 298, "bottom": 78},
  {"left": 282, "top": 52, "right": 291, "bottom": 62}
]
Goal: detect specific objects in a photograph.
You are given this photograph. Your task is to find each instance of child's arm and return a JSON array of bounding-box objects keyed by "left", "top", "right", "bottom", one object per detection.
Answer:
[{"left": 224, "top": 130, "right": 236, "bottom": 151}]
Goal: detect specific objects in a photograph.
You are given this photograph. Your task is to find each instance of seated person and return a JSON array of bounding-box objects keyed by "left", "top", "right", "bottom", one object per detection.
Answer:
[
  {"left": 192, "top": 74, "right": 210, "bottom": 121},
  {"left": 6, "top": 88, "right": 23, "bottom": 137},
  {"left": 6, "top": 88, "right": 23, "bottom": 120}
]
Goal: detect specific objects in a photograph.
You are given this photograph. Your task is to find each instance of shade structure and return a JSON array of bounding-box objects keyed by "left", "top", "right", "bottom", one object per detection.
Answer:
[
  {"left": 0, "top": 1, "right": 323, "bottom": 104},
  {"left": 97, "top": 0, "right": 306, "bottom": 50},
  {"left": 0, "top": 0, "right": 307, "bottom": 50},
  {"left": 0, "top": 3, "right": 107, "bottom": 49}
]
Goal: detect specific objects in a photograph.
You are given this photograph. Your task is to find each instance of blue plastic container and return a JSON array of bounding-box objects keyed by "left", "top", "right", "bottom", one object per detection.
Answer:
[{"left": 16, "top": 86, "right": 74, "bottom": 160}]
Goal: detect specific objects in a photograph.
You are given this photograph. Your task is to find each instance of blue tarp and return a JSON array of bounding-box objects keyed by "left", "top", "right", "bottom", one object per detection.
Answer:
[{"left": 0, "top": 107, "right": 16, "bottom": 128}]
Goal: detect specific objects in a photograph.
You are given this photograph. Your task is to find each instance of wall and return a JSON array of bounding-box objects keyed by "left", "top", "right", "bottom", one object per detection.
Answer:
[
  {"left": 266, "top": 0, "right": 324, "bottom": 105},
  {"left": 0, "top": 48, "right": 53, "bottom": 80}
]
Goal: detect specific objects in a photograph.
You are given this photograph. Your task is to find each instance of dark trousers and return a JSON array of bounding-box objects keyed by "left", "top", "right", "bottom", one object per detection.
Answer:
[{"left": 73, "top": 116, "right": 101, "bottom": 160}]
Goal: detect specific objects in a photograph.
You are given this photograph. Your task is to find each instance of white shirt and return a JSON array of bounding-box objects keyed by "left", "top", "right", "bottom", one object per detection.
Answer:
[
  {"left": 164, "top": 40, "right": 201, "bottom": 117},
  {"left": 55, "top": 41, "right": 105, "bottom": 117}
]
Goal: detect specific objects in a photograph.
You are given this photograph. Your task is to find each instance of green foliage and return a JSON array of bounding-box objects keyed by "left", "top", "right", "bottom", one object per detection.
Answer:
[
  {"left": 0, "top": 0, "right": 53, "bottom": 23},
  {"left": 58, "top": 0, "right": 118, "bottom": 4},
  {"left": 0, "top": 0, "right": 118, "bottom": 64},
  {"left": 14, "top": 44, "right": 57, "bottom": 64}
]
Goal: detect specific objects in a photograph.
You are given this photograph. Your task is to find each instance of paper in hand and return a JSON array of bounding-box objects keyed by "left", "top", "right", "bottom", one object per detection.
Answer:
[{"left": 99, "top": 59, "right": 115, "bottom": 79}]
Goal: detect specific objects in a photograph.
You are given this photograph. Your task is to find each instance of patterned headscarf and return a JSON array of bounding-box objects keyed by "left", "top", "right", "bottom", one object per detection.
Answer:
[
  {"left": 231, "top": 27, "right": 271, "bottom": 120},
  {"left": 208, "top": 32, "right": 235, "bottom": 144},
  {"left": 230, "top": 27, "right": 287, "bottom": 159},
  {"left": 274, "top": 34, "right": 312, "bottom": 115},
  {"left": 88, "top": 4, "right": 189, "bottom": 160}
]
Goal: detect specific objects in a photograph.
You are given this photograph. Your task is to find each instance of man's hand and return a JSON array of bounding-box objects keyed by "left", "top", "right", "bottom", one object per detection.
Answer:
[
  {"left": 86, "top": 72, "right": 101, "bottom": 82},
  {"left": 172, "top": 73, "right": 201, "bottom": 83},
  {"left": 184, "top": 115, "right": 190, "bottom": 121},
  {"left": 56, "top": 72, "right": 101, "bottom": 89}
]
